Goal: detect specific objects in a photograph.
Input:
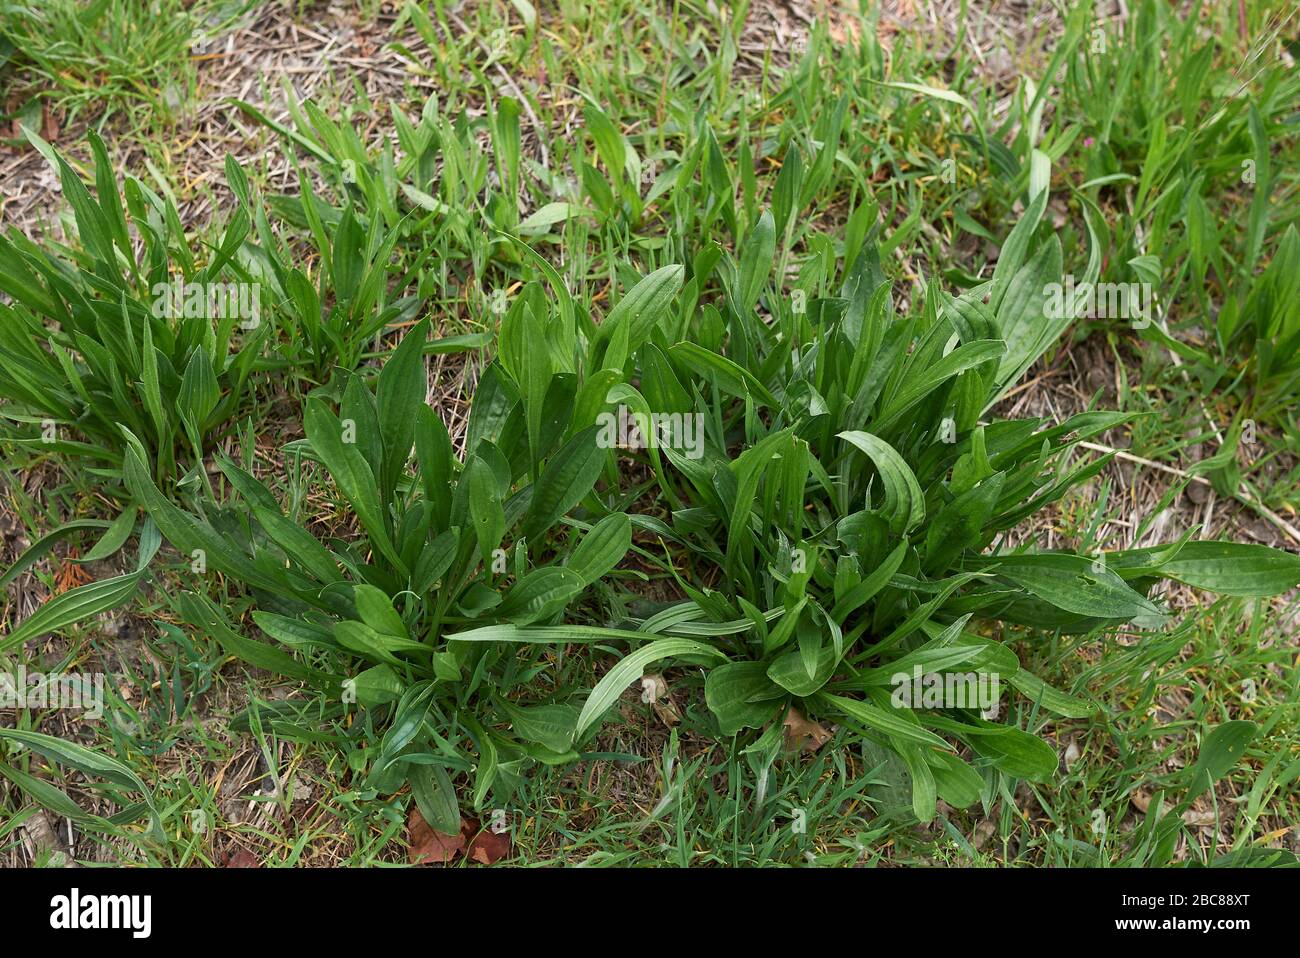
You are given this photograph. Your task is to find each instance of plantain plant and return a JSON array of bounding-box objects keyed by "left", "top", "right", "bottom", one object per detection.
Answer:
[
  {"left": 468, "top": 198, "right": 1300, "bottom": 821},
  {"left": 0, "top": 133, "right": 269, "bottom": 488},
  {"left": 0, "top": 132, "right": 497, "bottom": 659},
  {"left": 121, "top": 317, "right": 634, "bottom": 818}
]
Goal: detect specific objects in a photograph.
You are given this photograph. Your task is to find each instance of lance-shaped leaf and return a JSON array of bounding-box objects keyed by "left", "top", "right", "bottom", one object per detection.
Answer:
[
  {"left": 990, "top": 553, "right": 1162, "bottom": 620},
  {"left": 304, "top": 396, "right": 403, "bottom": 570},
  {"left": 375, "top": 317, "right": 429, "bottom": 498},
  {"left": 838, "top": 431, "right": 925, "bottom": 534},
  {"left": 705, "top": 661, "right": 785, "bottom": 735},
  {"left": 0, "top": 573, "right": 141, "bottom": 654},
  {"left": 595, "top": 264, "right": 684, "bottom": 357},
  {"left": 1109, "top": 541, "right": 1300, "bottom": 597},
  {"left": 496, "top": 567, "right": 585, "bottom": 625},
  {"left": 522, "top": 424, "right": 604, "bottom": 541},
  {"left": 0, "top": 728, "right": 163, "bottom": 841},
  {"left": 576, "top": 638, "right": 727, "bottom": 738},
  {"left": 563, "top": 513, "right": 632, "bottom": 585},
  {"left": 735, "top": 209, "right": 775, "bottom": 315}
]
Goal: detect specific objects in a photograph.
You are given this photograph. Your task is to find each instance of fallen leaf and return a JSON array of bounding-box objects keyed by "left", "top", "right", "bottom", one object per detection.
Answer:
[
  {"left": 1129, "top": 790, "right": 1176, "bottom": 817},
  {"left": 1182, "top": 806, "right": 1217, "bottom": 827},
  {"left": 465, "top": 823, "right": 512, "bottom": 865},
  {"left": 641, "top": 673, "right": 681, "bottom": 727},
  {"left": 408, "top": 807, "right": 465, "bottom": 864},
  {"left": 783, "top": 707, "right": 832, "bottom": 753},
  {"left": 639, "top": 673, "right": 666, "bottom": 703},
  {"left": 22, "top": 810, "right": 73, "bottom": 867},
  {"left": 1063, "top": 737, "right": 1081, "bottom": 770},
  {"left": 41, "top": 101, "right": 59, "bottom": 141},
  {"left": 222, "top": 848, "right": 261, "bottom": 868},
  {"left": 55, "top": 549, "right": 92, "bottom": 594}
]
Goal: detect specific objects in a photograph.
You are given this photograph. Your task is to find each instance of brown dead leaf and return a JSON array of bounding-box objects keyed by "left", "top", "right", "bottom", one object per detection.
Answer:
[
  {"left": 22, "top": 810, "right": 73, "bottom": 867},
  {"left": 408, "top": 812, "right": 513, "bottom": 865},
  {"left": 1129, "top": 790, "right": 1178, "bottom": 818},
  {"left": 465, "top": 821, "right": 512, "bottom": 865},
  {"left": 407, "top": 807, "right": 465, "bottom": 865},
  {"left": 640, "top": 673, "right": 667, "bottom": 702},
  {"left": 783, "top": 707, "right": 832, "bottom": 753},
  {"left": 55, "top": 549, "right": 93, "bottom": 594},
  {"left": 222, "top": 848, "right": 261, "bottom": 868},
  {"left": 41, "top": 101, "right": 59, "bottom": 141},
  {"left": 641, "top": 673, "right": 681, "bottom": 727}
]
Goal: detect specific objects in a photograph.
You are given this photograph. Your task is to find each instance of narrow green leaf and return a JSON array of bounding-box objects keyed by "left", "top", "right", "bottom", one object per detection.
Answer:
[{"left": 576, "top": 638, "right": 726, "bottom": 738}]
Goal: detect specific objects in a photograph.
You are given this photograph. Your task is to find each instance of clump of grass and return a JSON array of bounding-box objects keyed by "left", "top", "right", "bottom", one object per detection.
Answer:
[{"left": 0, "top": 0, "right": 213, "bottom": 127}]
